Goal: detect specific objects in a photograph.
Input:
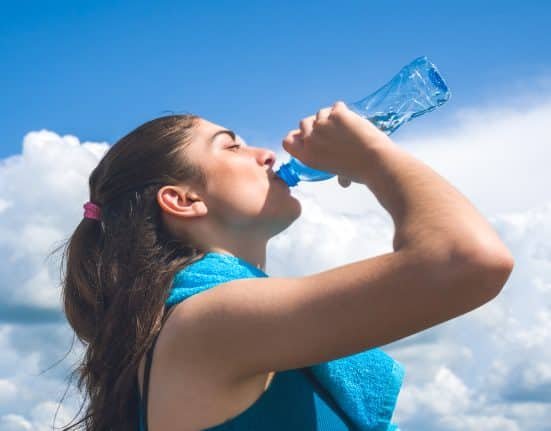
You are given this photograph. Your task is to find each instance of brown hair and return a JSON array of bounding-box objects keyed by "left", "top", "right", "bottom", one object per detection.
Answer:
[{"left": 50, "top": 113, "right": 209, "bottom": 430}]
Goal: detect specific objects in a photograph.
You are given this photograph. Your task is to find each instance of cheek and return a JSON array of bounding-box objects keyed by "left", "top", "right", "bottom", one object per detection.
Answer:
[
  {"left": 232, "top": 180, "right": 268, "bottom": 213},
  {"left": 209, "top": 176, "right": 269, "bottom": 218}
]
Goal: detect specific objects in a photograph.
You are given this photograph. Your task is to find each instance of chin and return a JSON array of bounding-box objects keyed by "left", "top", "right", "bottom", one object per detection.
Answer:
[
  {"left": 264, "top": 203, "right": 300, "bottom": 238},
  {"left": 291, "top": 197, "right": 302, "bottom": 218},
  {"left": 279, "top": 199, "right": 303, "bottom": 231}
]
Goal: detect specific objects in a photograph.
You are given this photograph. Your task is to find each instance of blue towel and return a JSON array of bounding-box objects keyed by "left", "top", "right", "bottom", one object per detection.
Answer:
[{"left": 166, "top": 251, "right": 405, "bottom": 431}]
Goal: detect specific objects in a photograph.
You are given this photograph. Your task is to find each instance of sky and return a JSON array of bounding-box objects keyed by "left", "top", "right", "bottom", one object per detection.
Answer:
[{"left": 1, "top": 1, "right": 551, "bottom": 430}]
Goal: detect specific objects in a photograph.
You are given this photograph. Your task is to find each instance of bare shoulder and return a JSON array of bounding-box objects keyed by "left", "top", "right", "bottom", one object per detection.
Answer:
[{"left": 137, "top": 301, "right": 275, "bottom": 430}]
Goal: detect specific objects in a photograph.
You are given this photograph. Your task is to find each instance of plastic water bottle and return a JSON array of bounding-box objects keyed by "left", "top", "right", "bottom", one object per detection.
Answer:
[{"left": 275, "top": 56, "right": 451, "bottom": 187}]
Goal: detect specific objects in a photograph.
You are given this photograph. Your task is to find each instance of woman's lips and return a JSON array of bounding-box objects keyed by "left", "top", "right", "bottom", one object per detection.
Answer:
[
  {"left": 270, "top": 171, "right": 289, "bottom": 188},
  {"left": 274, "top": 176, "right": 290, "bottom": 189}
]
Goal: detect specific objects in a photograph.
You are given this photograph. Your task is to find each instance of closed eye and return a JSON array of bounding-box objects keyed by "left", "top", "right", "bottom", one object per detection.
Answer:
[{"left": 227, "top": 144, "right": 241, "bottom": 151}]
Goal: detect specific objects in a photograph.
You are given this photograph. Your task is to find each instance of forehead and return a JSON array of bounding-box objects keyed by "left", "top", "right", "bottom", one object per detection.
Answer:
[
  {"left": 193, "top": 117, "right": 242, "bottom": 146},
  {"left": 193, "top": 118, "right": 227, "bottom": 144},
  {"left": 191, "top": 117, "right": 213, "bottom": 141},
  {"left": 197, "top": 117, "right": 222, "bottom": 133}
]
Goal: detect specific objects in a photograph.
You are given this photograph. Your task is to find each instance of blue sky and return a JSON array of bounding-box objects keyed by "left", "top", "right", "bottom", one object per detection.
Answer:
[
  {"left": 1, "top": 2, "right": 551, "bottom": 430},
  {"left": 1, "top": 0, "right": 550, "bottom": 159}
]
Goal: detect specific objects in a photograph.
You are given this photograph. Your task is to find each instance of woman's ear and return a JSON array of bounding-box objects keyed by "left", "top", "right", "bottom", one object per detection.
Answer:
[{"left": 157, "top": 186, "right": 208, "bottom": 219}]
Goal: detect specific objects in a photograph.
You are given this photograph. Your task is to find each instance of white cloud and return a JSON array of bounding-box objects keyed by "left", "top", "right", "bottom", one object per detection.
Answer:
[
  {"left": 0, "top": 131, "right": 109, "bottom": 314},
  {"left": 401, "top": 366, "right": 473, "bottom": 416},
  {"left": 0, "top": 401, "right": 74, "bottom": 431},
  {"left": 0, "top": 379, "right": 18, "bottom": 404},
  {"left": 1, "top": 92, "right": 550, "bottom": 428},
  {"left": 29, "top": 401, "right": 73, "bottom": 431},
  {"left": 0, "top": 415, "right": 32, "bottom": 431},
  {"left": 438, "top": 414, "right": 521, "bottom": 431}
]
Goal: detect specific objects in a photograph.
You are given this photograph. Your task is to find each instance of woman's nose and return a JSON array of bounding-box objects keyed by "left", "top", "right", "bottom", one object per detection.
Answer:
[
  {"left": 258, "top": 148, "right": 276, "bottom": 169},
  {"left": 266, "top": 150, "right": 276, "bottom": 168}
]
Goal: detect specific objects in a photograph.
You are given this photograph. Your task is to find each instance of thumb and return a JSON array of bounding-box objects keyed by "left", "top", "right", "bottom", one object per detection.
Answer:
[{"left": 338, "top": 175, "right": 352, "bottom": 188}]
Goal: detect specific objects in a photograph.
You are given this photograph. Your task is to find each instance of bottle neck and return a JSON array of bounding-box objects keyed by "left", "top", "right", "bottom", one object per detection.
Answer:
[{"left": 275, "top": 162, "right": 299, "bottom": 187}]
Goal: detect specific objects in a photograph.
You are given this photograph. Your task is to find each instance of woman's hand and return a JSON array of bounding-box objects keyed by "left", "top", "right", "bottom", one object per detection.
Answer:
[{"left": 283, "top": 101, "right": 392, "bottom": 185}]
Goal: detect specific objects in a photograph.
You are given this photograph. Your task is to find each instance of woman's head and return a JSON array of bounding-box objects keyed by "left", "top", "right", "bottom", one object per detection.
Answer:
[
  {"left": 158, "top": 116, "right": 301, "bottom": 258},
  {"left": 55, "top": 113, "right": 300, "bottom": 431}
]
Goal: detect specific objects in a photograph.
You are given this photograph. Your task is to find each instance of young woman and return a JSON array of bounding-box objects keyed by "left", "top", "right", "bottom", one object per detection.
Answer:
[{"left": 58, "top": 101, "right": 514, "bottom": 430}]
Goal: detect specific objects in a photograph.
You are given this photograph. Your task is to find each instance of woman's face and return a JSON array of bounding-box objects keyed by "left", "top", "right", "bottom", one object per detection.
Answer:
[{"left": 184, "top": 117, "right": 302, "bottom": 237}]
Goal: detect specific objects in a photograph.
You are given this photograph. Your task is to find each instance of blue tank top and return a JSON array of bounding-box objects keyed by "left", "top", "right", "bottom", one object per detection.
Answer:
[
  {"left": 139, "top": 358, "right": 354, "bottom": 430},
  {"left": 137, "top": 252, "right": 404, "bottom": 431},
  {"left": 137, "top": 297, "right": 353, "bottom": 429}
]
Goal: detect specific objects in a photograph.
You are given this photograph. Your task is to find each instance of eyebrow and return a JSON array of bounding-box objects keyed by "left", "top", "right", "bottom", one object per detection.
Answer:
[{"left": 209, "top": 129, "right": 236, "bottom": 145}]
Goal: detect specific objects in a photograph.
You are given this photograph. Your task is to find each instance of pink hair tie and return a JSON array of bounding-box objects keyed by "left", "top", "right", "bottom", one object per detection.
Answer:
[{"left": 83, "top": 201, "right": 101, "bottom": 220}]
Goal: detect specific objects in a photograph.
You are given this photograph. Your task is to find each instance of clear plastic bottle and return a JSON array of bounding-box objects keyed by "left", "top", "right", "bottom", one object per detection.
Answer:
[{"left": 275, "top": 56, "right": 452, "bottom": 187}]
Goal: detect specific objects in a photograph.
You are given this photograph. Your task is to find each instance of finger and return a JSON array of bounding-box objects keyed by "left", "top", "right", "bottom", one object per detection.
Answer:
[
  {"left": 283, "top": 129, "right": 302, "bottom": 144},
  {"left": 333, "top": 100, "right": 347, "bottom": 112},
  {"left": 282, "top": 129, "right": 303, "bottom": 153},
  {"left": 316, "top": 107, "right": 332, "bottom": 122},
  {"left": 299, "top": 115, "right": 315, "bottom": 137}
]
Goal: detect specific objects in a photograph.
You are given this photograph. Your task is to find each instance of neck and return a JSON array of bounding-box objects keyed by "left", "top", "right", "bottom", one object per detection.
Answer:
[
  {"left": 180, "top": 217, "right": 271, "bottom": 272},
  {"left": 205, "top": 244, "right": 267, "bottom": 272}
]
